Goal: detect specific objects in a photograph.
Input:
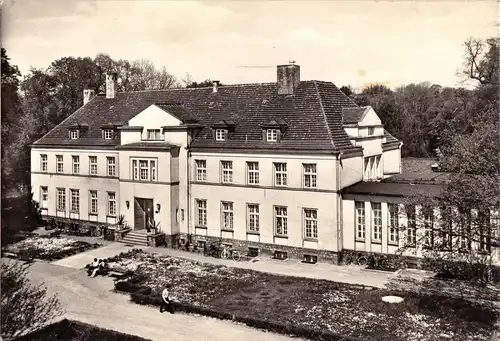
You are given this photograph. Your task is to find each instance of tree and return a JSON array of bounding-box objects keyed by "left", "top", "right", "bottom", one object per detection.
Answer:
[
  {"left": 399, "top": 37, "right": 500, "bottom": 282},
  {"left": 127, "top": 59, "right": 180, "bottom": 91},
  {"left": 1, "top": 261, "right": 63, "bottom": 340},
  {"left": 339, "top": 85, "right": 353, "bottom": 97},
  {"left": 460, "top": 37, "right": 499, "bottom": 85},
  {"left": 1, "top": 48, "right": 23, "bottom": 195},
  {"left": 185, "top": 78, "right": 221, "bottom": 88}
]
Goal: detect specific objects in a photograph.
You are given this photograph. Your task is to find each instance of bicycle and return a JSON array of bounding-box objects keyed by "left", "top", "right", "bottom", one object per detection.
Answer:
[
  {"left": 90, "top": 225, "right": 105, "bottom": 237},
  {"left": 342, "top": 253, "right": 353, "bottom": 265},
  {"left": 221, "top": 246, "right": 241, "bottom": 261}
]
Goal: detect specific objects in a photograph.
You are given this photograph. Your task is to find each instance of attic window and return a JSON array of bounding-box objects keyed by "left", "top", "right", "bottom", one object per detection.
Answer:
[
  {"left": 215, "top": 129, "right": 227, "bottom": 141},
  {"left": 69, "top": 129, "right": 79, "bottom": 140},
  {"left": 103, "top": 129, "right": 114, "bottom": 140},
  {"left": 147, "top": 129, "right": 162, "bottom": 140},
  {"left": 368, "top": 127, "right": 375, "bottom": 136},
  {"left": 267, "top": 129, "right": 278, "bottom": 142}
]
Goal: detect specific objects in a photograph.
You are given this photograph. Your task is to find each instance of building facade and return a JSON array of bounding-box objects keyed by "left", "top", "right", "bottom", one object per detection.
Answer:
[{"left": 32, "top": 63, "right": 497, "bottom": 266}]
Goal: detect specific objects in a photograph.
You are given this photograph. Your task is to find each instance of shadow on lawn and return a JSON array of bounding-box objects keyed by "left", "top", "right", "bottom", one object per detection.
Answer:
[{"left": 1, "top": 194, "right": 42, "bottom": 247}]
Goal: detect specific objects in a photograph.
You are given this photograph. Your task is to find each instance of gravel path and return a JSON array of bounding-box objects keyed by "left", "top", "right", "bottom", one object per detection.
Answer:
[{"left": 24, "top": 261, "right": 303, "bottom": 341}]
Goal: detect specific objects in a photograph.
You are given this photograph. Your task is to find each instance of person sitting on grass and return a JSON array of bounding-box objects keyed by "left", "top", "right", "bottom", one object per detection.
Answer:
[
  {"left": 90, "top": 259, "right": 106, "bottom": 278},
  {"left": 87, "top": 258, "right": 99, "bottom": 276},
  {"left": 159, "top": 285, "right": 174, "bottom": 314}
]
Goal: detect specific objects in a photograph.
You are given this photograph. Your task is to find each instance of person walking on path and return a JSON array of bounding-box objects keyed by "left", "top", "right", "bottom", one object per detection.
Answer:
[{"left": 160, "top": 285, "right": 174, "bottom": 314}]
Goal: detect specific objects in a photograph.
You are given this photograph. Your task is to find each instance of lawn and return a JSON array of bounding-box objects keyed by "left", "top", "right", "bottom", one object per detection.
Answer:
[
  {"left": 108, "top": 250, "right": 497, "bottom": 341},
  {"left": 4, "top": 235, "right": 102, "bottom": 261}
]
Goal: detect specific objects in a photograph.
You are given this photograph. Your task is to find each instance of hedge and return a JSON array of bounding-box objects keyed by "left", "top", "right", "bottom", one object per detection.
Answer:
[
  {"left": 12, "top": 318, "right": 152, "bottom": 341},
  {"left": 116, "top": 284, "right": 363, "bottom": 341}
]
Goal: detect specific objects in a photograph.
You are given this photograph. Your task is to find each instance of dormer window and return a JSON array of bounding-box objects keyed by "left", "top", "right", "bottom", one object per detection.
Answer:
[
  {"left": 103, "top": 129, "right": 114, "bottom": 140},
  {"left": 147, "top": 129, "right": 162, "bottom": 141},
  {"left": 69, "top": 129, "right": 79, "bottom": 140},
  {"left": 267, "top": 129, "right": 278, "bottom": 142},
  {"left": 215, "top": 129, "right": 228, "bottom": 141},
  {"left": 368, "top": 127, "right": 375, "bottom": 136}
]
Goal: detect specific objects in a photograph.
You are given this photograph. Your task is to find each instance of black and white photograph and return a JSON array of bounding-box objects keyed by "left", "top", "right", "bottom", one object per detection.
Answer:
[{"left": 1, "top": 1, "right": 499, "bottom": 340}]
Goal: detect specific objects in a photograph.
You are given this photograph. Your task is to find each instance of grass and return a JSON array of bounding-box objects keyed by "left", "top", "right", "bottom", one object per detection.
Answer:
[
  {"left": 108, "top": 250, "right": 497, "bottom": 341},
  {"left": 4, "top": 235, "right": 102, "bottom": 261}
]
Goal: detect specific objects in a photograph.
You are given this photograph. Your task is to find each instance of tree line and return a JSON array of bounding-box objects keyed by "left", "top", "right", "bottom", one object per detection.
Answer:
[{"left": 1, "top": 52, "right": 215, "bottom": 195}]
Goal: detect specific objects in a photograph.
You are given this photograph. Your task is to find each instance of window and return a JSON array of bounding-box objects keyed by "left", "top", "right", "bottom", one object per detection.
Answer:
[
  {"left": 107, "top": 192, "right": 116, "bottom": 216},
  {"left": 70, "top": 129, "right": 79, "bottom": 139},
  {"left": 56, "top": 188, "right": 66, "bottom": 211},
  {"left": 423, "top": 208, "right": 434, "bottom": 248},
  {"left": 72, "top": 156, "right": 80, "bottom": 174},
  {"left": 147, "top": 129, "right": 162, "bottom": 140},
  {"left": 363, "top": 155, "right": 382, "bottom": 181},
  {"left": 70, "top": 189, "right": 80, "bottom": 213},
  {"left": 89, "top": 190, "right": 98, "bottom": 214},
  {"left": 247, "top": 162, "right": 259, "bottom": 184},
  {"left": 103, "top": 129, "right": 114, "bottom": 140},
  {"left": 355, "top": 201, "right": 366, "bottom": 240},
  {"left": 215, "top": 129, "right": 227, "bottom": 141},
  {"left": 303, "top": 164, "right": 317, "bottom": 188},
  {"left": 478, "top": 209, "right": 491, "bottom": 253},
  {"left": 221, "top": 202, "right": 234, "bottom": 230},
  {"left": 195, "top": 160, "right": 207, "bottom": 181},
  {"left": 368, "top": 127, "right": 375, "bottom": 136},
  {"left": 274, "top": 206, "right": 288, "bottom": 236},
  {"left": 304, "top": 208, "right": 318, "bottom": 239},
  {"left": 274, "top": 163, "right": 287, "bottom": 186},
  {"left": 196, "top": 200, "right": 207, "bottom": 226},
  {"left": 40, "top": 186, "right": 48, "bottom": 208},
  {"left": 89, "top": 156, "right": 98, "bottom": 175},
  {"left": 56, "top": 155, "right": 64, "bottom": 173},
  {"left": 132, "top": 159, "right": 157, "bottom": 181},
  {"left": 440, "top": 207, "right": 452, "bottom": 249},
  {"left": 372, "top": 202, "right": 382, "bottom": 241},
  {"left": 40, "top": 154, "right": 48, "bottom": 172},
  {"left": 107, "top": 157, "right": 116, "bottom": 176},
  {"left": 247, "top": 204, "right": 260, "bottom": 232},
  {"left": 266, "top": 129, "right": 278, "bottom": 142},
  {"left": 221, "top": 161, "right": 233, "bottom": 183},
  {"left": 458, "top": 208, "right": 472, "bottom": 251},
  {"left": 406, "top": 205, "right": 416, "bottom": 245},
  {"left": 388, "top": 203, "right": 399, "bottom": 244}
]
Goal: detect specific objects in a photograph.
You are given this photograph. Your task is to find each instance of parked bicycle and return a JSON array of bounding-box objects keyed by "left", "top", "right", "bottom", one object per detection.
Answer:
[
  {"left": 203, "top": 242, "right": 222, "bottom": 258},
  {"left": 220, "top": 245, "right": 241, "bottom": 261},
  {"left": 90, "top": 225, "right": 105, "bottom": 237}
]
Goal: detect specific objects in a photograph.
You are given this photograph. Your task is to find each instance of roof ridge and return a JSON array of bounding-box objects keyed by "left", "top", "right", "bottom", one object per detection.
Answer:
[
  {"left": 114, "top": 82, "right": 279, "bottom": 95},
  {"left": 313, "top": 80, "right": 336, "bottom": 150}
]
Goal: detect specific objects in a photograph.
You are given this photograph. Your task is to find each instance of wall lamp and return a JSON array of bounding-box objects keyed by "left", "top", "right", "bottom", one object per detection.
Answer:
[
  {"left": 156, "top": 204, "right": 161, "bottom": 213},
  {"left": 125, "top": 200, "right": 130, "bottom": 209}
]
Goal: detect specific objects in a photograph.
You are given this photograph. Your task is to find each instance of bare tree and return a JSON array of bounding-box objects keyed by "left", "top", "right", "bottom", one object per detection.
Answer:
[
  {"left": 127, "top": 59, "right": 180, "bottom": 91},
  {"left": 460, "top": 37, "right": 499, "bottom": 85},
  {"left": 1, "top": 261, "right": 63, "bottom": 340}
]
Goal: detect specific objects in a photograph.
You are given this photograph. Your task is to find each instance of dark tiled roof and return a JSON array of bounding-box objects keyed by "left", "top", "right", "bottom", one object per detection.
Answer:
[
  {"left": 33, "top": 81, "right": 371, "bottom": 153},
  {"left": 116, "top": 142, "right": 179, "bottom": 151},
  {"left": 382, "top": 130, "right": 400, "bottom": 150},
  {"left": 383, "top": 158, "right": 450, "bottom": 184},
  {"left": 342, "top": 181, "right": 443, "bottom": 198},
  {"left": 342, "top": 107, "right": 369, "bottom": 124},
  {"left": 156, "top": 103, "right": 199, "bottom": 123},
  {"left": 342, "top": 158, "right": 449, "bottom": 198}
]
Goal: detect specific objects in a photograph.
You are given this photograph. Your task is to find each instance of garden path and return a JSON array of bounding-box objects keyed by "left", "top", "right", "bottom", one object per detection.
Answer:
[
  {"left": 144, "top": 246, "right": 394, "bottom": 288},
  {"left": 51, "top": 243, "right": 135, "bottom": 268},
  {"left": 24, "top": 261, "right": 304, "bottom": 341}
]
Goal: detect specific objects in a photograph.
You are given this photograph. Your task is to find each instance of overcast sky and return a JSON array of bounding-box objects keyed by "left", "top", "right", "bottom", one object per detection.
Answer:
[{"left": 2, "top": 0, "right": 497, "bottom": 89}]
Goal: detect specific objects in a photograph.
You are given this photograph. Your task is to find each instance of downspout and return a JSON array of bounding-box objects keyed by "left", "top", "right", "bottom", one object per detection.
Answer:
[
  {"left": 186, "top": 146, "right": 192, "bottom": 243},
  {"left": 336, "top": 152, "right": 344, "bottom": 263}
]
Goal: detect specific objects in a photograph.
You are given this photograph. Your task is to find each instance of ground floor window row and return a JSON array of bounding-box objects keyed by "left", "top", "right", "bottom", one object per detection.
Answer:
[
  {"left": 40, "top": 186, "right": 117, "bottom": 216},
  {"left": 355, "top": 201, "right": 498, "bottom": 253},
  {"left": 195, "top": 199, "right": 318, "bottom": 239}
]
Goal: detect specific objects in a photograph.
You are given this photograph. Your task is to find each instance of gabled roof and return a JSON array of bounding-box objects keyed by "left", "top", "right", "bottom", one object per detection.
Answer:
[
  {"left": 342, "top": 106, "right": 370, "bottom": 124},
  {"left": 33, "top": 81, "right": 375, "bottom": 153},
  {"left": 155, "top": 103, "right": 199, "bottom": 123}
]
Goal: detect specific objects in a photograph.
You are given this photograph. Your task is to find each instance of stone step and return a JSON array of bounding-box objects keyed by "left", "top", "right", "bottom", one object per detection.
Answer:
[
  {"left": 122, "top": 235, "right": 148, "bottom": 242},
  {"left": 118, "top": 238, "right": 149, "bottom": 246}
]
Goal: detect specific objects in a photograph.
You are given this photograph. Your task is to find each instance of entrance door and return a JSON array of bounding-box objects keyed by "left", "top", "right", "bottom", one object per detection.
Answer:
[{"left": 134, "top": 198, "right": 154, "bottom": 230}]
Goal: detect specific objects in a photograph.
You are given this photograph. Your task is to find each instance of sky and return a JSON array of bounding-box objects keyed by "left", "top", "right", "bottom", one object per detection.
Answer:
[{"left": 1, "top": 0, "right": 498, "bottom": 90}]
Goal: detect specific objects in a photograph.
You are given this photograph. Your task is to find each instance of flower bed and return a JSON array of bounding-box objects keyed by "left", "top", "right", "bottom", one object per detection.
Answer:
[
  {"left": 5, "top": 236, "right": 102, "bottom": 261},
  {"left": 108, "top": 250, "right": 497, "bottom": 341}
]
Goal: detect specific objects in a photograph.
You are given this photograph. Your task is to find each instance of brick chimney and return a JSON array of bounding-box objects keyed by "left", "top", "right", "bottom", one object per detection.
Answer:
[
  {"left": 83, "top": 89, "right": 95, "bottom": 105},
  {"left": 212, "top": 80, "right": 220, "bottom": 93},
  {"left": 277, "top": 62, "right": 300, "bottom": 95},
  {"left": 106, "top": 73, "right": 118, "bottom": 99}
]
